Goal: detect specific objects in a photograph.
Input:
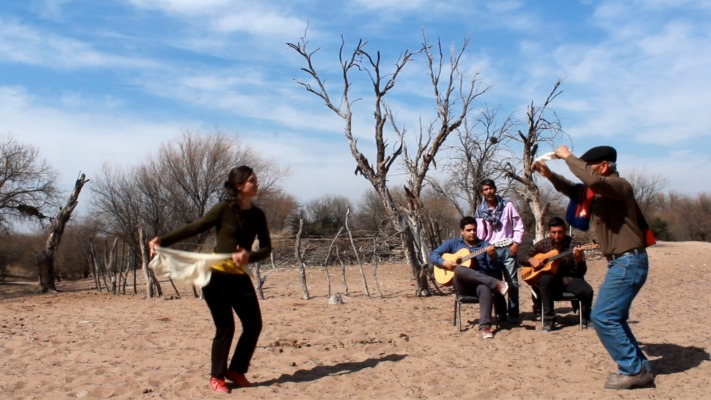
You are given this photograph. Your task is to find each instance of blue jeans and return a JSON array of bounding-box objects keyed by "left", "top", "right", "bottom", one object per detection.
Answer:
[
  {"left": 495, "top": 246, "right": 519, "bottom": 319},
  {"left": 591, "top": 252, "right": 650, "bottom": 376}
]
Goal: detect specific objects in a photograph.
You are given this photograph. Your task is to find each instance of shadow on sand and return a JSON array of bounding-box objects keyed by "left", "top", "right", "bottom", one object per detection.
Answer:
[
  {"left": 254, "top": 353, "right": 407, "bottom": 386},
  {"left": 643, "top": 342, "right": 710, "bottom": 376}
]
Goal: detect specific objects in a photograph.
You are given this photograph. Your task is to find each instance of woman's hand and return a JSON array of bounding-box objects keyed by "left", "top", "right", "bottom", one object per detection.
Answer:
[
  {"left": 149, "top": 237, "right": 160, "bottom": 257},
  {"left": 232, "top": 246, "right": 250, "bottom": 266}
]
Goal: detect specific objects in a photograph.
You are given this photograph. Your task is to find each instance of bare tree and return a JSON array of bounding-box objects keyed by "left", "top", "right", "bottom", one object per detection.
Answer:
[
  {"left": 432, "top": 106, "right": 513, "bottom": 216},
  {"left": 503, "top": 80, "right": 568, "bottom": 242},
  {"left": 0, "top": 134, "right": 59, "bottom": 229},
  {"left": 419, "top": 187, "right": 462, "bottom": 249},
  {"left": 154, "top": 131, "right": 281, "bottom": 239},
  {"left": 657, "top": 191, "right": 711, "bottom": 241},
  {"left": 289, "top": 34, "right": 485, "bottom": 296},
  {"left": 258, "top": 191, "right": 300, "bottom": 235},
  {"left": 626, "top": 168, "right": 668, "bottom": 216},
  {"left": 91, "top": 164, "right": 144, "bottom": 278},
  {"left": 304, "top": 195, "right": 352, "bottom": 236},
  {"left": 36, "top": 173, "right": 89, "bottom": 293},
  {"left": 91, "top": 131, "right": 288, "bottom": 289},
  {"left": 352, "top": 189, "right": 389, "bottom": 232}
]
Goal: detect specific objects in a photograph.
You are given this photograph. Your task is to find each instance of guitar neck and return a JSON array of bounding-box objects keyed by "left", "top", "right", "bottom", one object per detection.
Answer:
[
  {"left": 460, "top": 248, "right": 488, "bottom": 263},
  {"left": 547, "top": 249, "right": 574, "bottom": 262},
  {"left": 547, "top": 244, "right": 596, "bottom": 262}
]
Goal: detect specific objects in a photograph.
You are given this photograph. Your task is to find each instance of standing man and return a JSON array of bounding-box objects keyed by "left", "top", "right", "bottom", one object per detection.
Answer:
[
  {"left": 533, "top": 145, "right": 655, "bottom": 390},
  {"left": 521, "top": 216, "right": 594, "bottom": 332},
  {"left": 430, "top": 216, "right": 509, "bottom": 339},
  {"left": 475, "top": 179, "right": 525, "bottom": 323}
]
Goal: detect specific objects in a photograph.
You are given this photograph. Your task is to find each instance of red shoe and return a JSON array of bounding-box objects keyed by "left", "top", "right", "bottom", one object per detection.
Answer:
[
  {"left": 225, "top": 370, "right": 252, "bottom": 387},
  {"left": 209, "top": 377, "right": 230, "bottom": 393}
]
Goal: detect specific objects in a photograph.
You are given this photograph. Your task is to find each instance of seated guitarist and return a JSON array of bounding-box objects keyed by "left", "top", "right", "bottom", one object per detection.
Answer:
[
  {"left": 429, "top": 216, "right": 509, "bottom": 339},
  {"left": 522, "top": 217, "right": 594, "bottom": 332}
]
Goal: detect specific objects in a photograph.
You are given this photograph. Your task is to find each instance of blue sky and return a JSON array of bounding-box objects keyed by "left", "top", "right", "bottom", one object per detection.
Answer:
[{"left": 2, "top": 0, "right": 710, "bottom": 213}]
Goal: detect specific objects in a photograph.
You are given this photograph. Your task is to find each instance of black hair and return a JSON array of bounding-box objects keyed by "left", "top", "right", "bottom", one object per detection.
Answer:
[
  {"left": 460, "top": 216, "right": 477, "bottom": 229},
  {"left": 480, "top": 179, "right": 496, "bottom": 190},
  {"left": 548, "top": 216, "right": 566, "bottom": 229},
  {"left": 224, "top": 165, "right": 254, "bottom": 209}
]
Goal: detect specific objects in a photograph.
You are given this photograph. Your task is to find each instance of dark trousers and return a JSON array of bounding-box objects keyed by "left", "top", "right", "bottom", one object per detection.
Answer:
[
  {"left": 452, "top": 266, "right": 499, "bottom": 327},
  {"left": 534, "top": 273, "right": 593, "bottom": 322},
  {"left": 202, "top": 272, "right": 262, "bottom": 378}
]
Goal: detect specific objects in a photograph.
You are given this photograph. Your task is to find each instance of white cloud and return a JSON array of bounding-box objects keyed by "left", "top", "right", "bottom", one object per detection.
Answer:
[
  {"left": 352, "top": 0, "right": 431, "bottom": 11},
  {"left": 128, "top": 0, "right": 307, "bottom": 39},
  {"left": 214, "top": 10, "right": 305, "bottom": 37},
  {"left": 540, "top": 1, "right": 711, "bottom": 148},
  {"left": 0, "top": 84, "right": 378, "bottom": 207},
  {"left": 128, "top": 0, "right": 234, "bottom": 15},
  {"left": 33, "top": 0, "right": 75, "bottom": 19},
  {"left": 0, "top": 86, "right": 194, "bottom": 199},
  {"left": 0, "top": 18, "right": 157, "bottom": 69}
]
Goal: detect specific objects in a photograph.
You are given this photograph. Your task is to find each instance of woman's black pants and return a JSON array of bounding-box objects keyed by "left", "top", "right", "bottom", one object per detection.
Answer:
[{"left": 202, "top": 272, "right": 262, "bottom": 378}]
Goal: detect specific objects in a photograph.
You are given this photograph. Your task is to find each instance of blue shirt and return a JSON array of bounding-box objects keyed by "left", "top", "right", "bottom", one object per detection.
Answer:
[{"left": 429, "top": 237, "right": 502, "bottom": 277}]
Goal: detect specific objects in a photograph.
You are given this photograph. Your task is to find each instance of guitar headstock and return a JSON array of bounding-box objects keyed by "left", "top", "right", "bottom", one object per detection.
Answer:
[
  {"left": 495, "top": 238, "right": 514, "bottom": 248},
  {"left": 580, "top": 242, "right": 600, "bottom": 251}
]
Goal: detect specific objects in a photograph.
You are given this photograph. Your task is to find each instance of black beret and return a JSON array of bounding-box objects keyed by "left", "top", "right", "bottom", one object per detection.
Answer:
[{"left": 580, "top": 145, "right": 617, "bottom": 163}]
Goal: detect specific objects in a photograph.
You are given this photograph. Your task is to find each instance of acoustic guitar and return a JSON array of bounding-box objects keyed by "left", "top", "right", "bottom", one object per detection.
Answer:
[
  {"left": 433, "top": 238, "right": 513, "bottom": 286},
  {"left": 520, "top": 242, "right": 599, "bottom": 285}
]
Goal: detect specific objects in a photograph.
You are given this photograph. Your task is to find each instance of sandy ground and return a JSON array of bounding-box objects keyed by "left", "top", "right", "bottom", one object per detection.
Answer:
[{"left": 1, "top": 240, "right": 710, "bottom": 399}]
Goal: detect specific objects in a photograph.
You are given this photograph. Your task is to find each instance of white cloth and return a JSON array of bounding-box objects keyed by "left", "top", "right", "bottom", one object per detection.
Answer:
[
  {"left": 534, "top": 151, "right": 558, "bottom": 163},
  {"left": 148, "top": 246, "right": 235, "bottom": 287}
]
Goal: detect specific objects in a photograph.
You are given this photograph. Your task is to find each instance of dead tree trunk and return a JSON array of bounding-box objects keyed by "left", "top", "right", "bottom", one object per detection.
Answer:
[
  {"left": 345, "top": 208, "right": 370, "bottom": 298},
  {"left": 137, "top": 227, "right": 161, "bottom": 298},
  {"left": 105, "top": 238, "right": 119, "bottom": 295},
  {"left": 323, "top": 227, "right": 344, "bottom": 298},
  {"left": 295, "top": 219, "right": 310, "bottom": 300},
  {"left": 37, "top": 173, "right": 89, "bottom": 293},
  {"left": 336, "top": 247, "right": 349, "bottom": 296},
  {"left": 254, "top": 261, "right": 264, "bottom": 300},
  {"left": 87, "top": 251, "right": 101, "bottom": 291},
  {"left": 371, "top": 236, "right": 383, "bottom": 297}
]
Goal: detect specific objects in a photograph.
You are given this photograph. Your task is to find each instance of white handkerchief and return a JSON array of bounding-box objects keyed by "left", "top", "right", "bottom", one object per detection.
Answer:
[
  {"left": 534, "top": 152, "right": 558, "bottom": 163},
  {"left": 149, "top": 246, "right": 234, "bottom": 287}
]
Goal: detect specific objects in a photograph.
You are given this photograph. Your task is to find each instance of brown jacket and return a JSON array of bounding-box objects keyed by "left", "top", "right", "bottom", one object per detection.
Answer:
[{"left": 548, "top": 156, "right": 645, "bottom": 257}]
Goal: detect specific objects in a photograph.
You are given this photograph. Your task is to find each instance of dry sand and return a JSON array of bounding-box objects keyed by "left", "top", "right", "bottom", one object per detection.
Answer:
[{"left": 1, "top": 241, "right": 710, "bottom": 399}]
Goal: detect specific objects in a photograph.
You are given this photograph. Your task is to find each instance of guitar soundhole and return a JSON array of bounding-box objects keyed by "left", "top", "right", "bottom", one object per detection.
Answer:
[{"left": 455, "top": 258, "right": 462, "bottom": 264}]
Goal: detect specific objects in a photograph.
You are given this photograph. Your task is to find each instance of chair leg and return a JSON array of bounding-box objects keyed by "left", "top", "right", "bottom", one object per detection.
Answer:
[
  {"left": 456, "top": 301, "right": 462, "bottom": 331},
  {"left": 578, "top": 299, "right": 583, "bottom": 329},
  {"left": 453, "top": 298, "right": 458, "bottom": 327},
  {"left": 491, "top": 301, "right": 498, "bottom": 329}
]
